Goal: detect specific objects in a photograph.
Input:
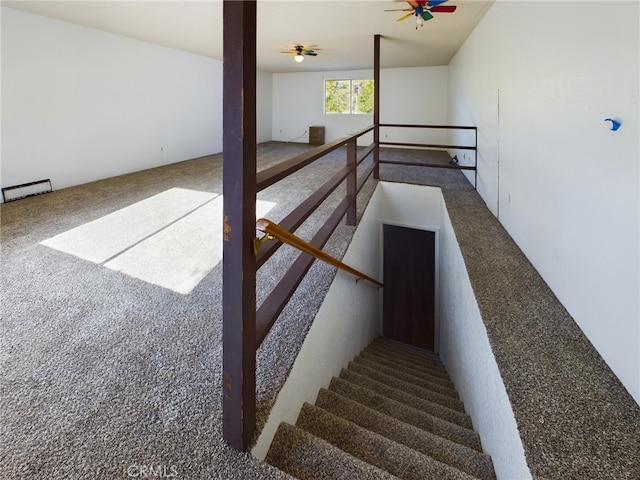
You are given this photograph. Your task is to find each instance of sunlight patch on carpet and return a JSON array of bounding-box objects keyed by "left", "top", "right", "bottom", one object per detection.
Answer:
[
  {"left": 41, "top": 188, "right": 275, "bottom": 294},
  {"left": 41, "top": 188, "right": 216, "bottom": 263}
]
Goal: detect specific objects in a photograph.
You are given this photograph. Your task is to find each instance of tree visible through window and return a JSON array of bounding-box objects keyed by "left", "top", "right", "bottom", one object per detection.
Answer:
[{"left": 325, "top": 79, "right": 374, "bottom": 114}]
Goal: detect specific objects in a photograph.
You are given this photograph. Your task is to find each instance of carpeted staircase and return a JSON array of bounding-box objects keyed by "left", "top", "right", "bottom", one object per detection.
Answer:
[{"left": 266, "top": 337, "right": 496, "bottom": 479}]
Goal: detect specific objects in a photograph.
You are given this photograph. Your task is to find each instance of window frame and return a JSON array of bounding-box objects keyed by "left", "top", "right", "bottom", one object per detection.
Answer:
[{"left": 323, "top": 78, "right": 374, "bottom": 115}]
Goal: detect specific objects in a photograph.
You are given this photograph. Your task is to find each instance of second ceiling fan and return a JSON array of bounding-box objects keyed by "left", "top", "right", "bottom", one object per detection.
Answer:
[{"left": 281, "top": 45, "right": 319, "bottom": 63}]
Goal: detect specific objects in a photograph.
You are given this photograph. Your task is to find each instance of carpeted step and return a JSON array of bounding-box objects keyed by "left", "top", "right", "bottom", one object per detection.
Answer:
[
  {"left": 346, "top": 362, "right": 466, "bottom": 412},
  {"left": 364, "top": 346, "right": 449, "bottom": 378},
  {"left": 359, "top": 350, "right": 455, "bottom": 386},
  {"left": 366, "top": 341, "right": 449, "bottom": 374},
  {"left": 353, "top": 356, "right": 459, "bottom": 398},
  {"left": 373, "top": 336, "right": 443, "bottom": 359},
  {"left": 296, "top": 402, "right": 478, "bottom": 480},
  {"left": 369, "top": 337, "right": 446, "bottom": 363},
  {"left": 375, "top": 336, "right": 444, "bottom": 359},
  {"left": 314, "top": 388, "right": 496, "bottom": 480},
  {"left": 365, "top": 342, "right": 450, "bottom": 375},
  {"left": 266, "top": 422, "right": 400, "bottom": 480},
  {"left": 339, "top": 368, "right": 473, "bottom": 429},
  {"left": 327, "top": 376, "right": 482, "bottom": 451}
]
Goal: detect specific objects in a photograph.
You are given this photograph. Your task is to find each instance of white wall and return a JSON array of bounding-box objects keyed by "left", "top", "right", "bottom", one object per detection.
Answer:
[
  {"left": 448, "top": 1, "right": 640, "bottom": 404},
  {"left": 375, "top": 181, "right": 442, "bottom": 228},
  {"left": 272, "top": 69, "right": 374, "bottom": 146},
  {"left": 379, "top": 66, "right": 449, "bottom": 147},
  {"left": 439, "top": 200, "right": 530, "bottom": 480},
  {"left": 1, "top": 7, "right": 223, "bottom": 197},
  {"left": 256, "top": 70, "right": 273, "bottom": 144},
  {"left": 272, "top": 66, "right": 448, "bottom": 146}
]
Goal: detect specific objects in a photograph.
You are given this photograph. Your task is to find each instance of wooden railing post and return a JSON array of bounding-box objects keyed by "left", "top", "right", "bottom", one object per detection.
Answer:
[
  {"left": 346, "top": 137, "right": 357, "bottom": 226},
  {"left": 373, "top": 34, "right": 381, "bottom": 180},
  {"left": 474, "top": 127, "right": 478, "bottom": 189},
  {"left": 222, "top": 0, "right": 257, "bottom": 451}
]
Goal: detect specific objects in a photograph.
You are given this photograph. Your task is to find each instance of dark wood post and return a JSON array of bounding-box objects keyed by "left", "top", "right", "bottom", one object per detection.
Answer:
[
  {"left": 222, "top": 0, "right": 257, "bottom": 451},
  {"left": 474, "top": 127, "right": 478, "bottom": 189},
  {"left": 373, "top": 34, "right": 381, "bottom": 179},
  {"left": 346, "top": 137, "right": 357, "bottom": 226}
]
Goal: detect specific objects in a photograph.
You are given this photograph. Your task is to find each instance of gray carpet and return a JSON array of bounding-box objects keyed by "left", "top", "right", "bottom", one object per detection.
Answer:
[
  {"left": 266, "top": 337, "right": 496, "bottom": 480},
  {"left": 0, "top": 142, "right": 375, "bottom": 479},
  {"left": 2, "top": 142, "right": 639, "bottom": 479}
]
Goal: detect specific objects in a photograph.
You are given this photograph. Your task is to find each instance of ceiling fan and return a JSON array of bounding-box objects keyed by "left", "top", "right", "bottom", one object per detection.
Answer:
[
  {"left": 386, "top": 0, "right": 457, "bottom": 29},
  {"left": 281, "top": 45, "right": 319, "bottom": 63}
]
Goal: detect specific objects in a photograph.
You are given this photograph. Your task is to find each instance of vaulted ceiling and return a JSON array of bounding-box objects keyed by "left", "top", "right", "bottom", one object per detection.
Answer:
[{"left": 3, "top": 0, "right": 493, "bottom": 73}]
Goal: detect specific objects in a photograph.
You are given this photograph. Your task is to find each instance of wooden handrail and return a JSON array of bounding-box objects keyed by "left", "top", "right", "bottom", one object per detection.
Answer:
[
  {"left": 257, "top": 125, "right": 374, "bottom": 192},
  {"left": 255, "top": 218, "right": 383, "bottom": 288},
  {"left": 379, "top": 141, "right": 476, "bottom": 151},
  {"left": 379, "top": 123, "right": 477, "bottom": 130},
  {"left": 377, "top": 123, "right": 478, "bottom": 189}
]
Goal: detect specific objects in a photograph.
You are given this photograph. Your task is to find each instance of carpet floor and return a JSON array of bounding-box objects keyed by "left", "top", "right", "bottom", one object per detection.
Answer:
[
  {"left": 2, "top": 142, "right": 639, "bottom": 479},
  {"left": 1, "top": 142, "right": 374, "bottom": 479}
]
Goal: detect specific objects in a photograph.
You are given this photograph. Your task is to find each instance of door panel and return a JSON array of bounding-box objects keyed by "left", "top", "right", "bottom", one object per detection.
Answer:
[{"left": 383, "top": 224, "right": 435, "bottom": 351}]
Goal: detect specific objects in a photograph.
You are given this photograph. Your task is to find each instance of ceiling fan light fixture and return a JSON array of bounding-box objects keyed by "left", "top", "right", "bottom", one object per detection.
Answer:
[
  {"left": 387, "top": 0, "right": 456, "bottom": 30},
  {"left": 294, "top": 54, "right": 304, "bottom": 63}
]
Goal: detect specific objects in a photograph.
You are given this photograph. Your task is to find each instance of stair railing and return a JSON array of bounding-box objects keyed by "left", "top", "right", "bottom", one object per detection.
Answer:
[
  {"left": 255, "top": 218, "right": 383, "bottom": 288},
  {"left": 378, "top": 123, "right": 478, "bottom": 188},
  {"left": 222, "top": 12, "right": 476, "bottom": 451},
  {"left": 251, "top": 130, "right": 377, "bottom": 349},
  {"left": 253, "top": 218, "right": 382, "bottom": 346}
]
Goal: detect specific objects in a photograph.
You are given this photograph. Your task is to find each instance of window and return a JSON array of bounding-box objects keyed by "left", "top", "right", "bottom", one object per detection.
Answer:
[{"left": 324, "top": 79, "right": 374, "bottom": 114}]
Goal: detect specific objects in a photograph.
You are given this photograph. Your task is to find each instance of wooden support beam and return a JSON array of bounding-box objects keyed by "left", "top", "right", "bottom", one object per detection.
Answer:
[
  {"left": 222, "top": 0, "right": 257, "bottom": 452},
  {"left": 373, "top": 34, "right": 381, "bottom": 180},
  {"left": 346, "top": 138, "right": 357, "bottom": 226}
]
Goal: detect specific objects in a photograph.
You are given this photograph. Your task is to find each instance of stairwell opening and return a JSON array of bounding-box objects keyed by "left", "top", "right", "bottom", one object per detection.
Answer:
[{"left": 253, "top": 181, "right": 530, "bottom": 480}]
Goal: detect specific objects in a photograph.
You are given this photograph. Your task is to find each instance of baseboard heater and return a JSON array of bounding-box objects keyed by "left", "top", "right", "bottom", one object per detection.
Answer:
[{"left": 2, "top": 179, "right": 52, "bottom": 202}]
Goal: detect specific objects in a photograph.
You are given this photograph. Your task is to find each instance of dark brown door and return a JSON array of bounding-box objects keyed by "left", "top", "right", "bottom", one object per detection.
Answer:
[{"left": 383, "top": 224, "right": 435, "bottom": 351}]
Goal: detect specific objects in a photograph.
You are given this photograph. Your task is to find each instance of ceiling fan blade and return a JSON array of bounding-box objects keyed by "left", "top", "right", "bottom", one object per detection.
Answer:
[
  {"left": 427, "top": 0, "right": 448, "bottom": 6},
  {"left": 406, "top": 1, "right": 420, "bottom": 8},
  {"left": 384, "top": 8, "right": 413, "bottom": 11},
  {"left": 305, "top": 52, "right": 318, "bottom": 56},
  {"left": 397, "top": 12, "right": 414, "bottom": 21},
  {"left": 422, "top": 11, "right": 434, "bottom": 21},
  {"left": 430, "top": 5, "right": 457, "bottom": 12}
]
